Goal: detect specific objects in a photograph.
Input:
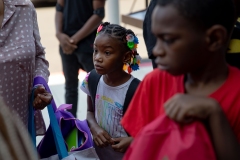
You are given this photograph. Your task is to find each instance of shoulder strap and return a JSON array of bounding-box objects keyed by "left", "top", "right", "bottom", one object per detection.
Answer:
[
  {"left": 123, "top": 78, "right": 141, "bottom": 115},
  {"left": 88, "top": 69, "right": 102, "bottom": 111}
]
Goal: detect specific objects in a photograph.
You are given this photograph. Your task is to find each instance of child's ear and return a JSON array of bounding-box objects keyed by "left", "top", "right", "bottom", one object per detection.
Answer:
[
  {"left": 123, "top": 51, "right": 132, "bottom": 63},
  {"left": 205, "top": 25, "right": 228, "bottom": 52}
]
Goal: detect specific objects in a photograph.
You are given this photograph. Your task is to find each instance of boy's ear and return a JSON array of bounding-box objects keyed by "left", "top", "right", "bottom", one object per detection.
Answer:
[
  {"left": 205, "top": 25, "right": 228, "bottom": 52},
  {"left": 123, "top": 51, "right": 132, "bottom": 63}
]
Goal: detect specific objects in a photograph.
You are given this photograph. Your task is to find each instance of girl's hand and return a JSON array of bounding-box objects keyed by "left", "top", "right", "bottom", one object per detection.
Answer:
[
  {"left": 91, "top": 126, "right": 115, "bottom": 148},
  {"left": 33, "top": 86, "right": 53, "bottom": 110},
  {"left": 111, "top": 137, "right": 133, "bottom": 153},
  {"left": 164, "top": 93, "right": 221, "bottom": 123}
]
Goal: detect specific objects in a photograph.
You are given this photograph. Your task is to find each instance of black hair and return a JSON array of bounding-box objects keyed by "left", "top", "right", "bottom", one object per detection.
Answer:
[
  {"left": 97, "top": 22, "right": 137, "bottom": 53},
  {"left": 234, "top": 0, "right": 240, "bottom": 17},
  {"left": 157, "top": 0, "right": 236, "bottom": 34}
]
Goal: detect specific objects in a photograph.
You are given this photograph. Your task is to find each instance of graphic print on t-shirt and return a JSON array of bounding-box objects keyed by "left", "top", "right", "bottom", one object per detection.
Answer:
[
  {"left": 80, "top": 73, "right": 133, "bottom": 138},
  {"left": 95, "top": 94, "right": 126, "bottom": 138}
]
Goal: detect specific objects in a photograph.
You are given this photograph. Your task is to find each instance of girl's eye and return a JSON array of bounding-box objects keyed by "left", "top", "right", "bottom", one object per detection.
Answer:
[
  {"left": 105, "top": 51, "right": 111, "bottom": 55},
  {"left": 93, "top": 49, "right": 98, "bottom": 53}
]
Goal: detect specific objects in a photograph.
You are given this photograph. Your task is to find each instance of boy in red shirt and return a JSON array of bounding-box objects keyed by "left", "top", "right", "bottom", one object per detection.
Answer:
[{"left": 122, "top": 0, "right": 240, "bottom": 159}]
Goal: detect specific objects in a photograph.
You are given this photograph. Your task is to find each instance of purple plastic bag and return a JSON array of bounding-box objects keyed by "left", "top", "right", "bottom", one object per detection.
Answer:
[
  {"left": 34, "top": 76, "right": 93, "bottom": 159},
  {"left": 37, "top": 104, "right": 93, "bottom": 159}
]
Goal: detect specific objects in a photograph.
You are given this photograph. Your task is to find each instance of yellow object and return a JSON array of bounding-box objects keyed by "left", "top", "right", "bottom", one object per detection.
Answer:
[
  {"left": 228, "top": 39, "right": 240, "bottom": 53},
  {"left": 134, "top": 44, "right": 138, "bottom": 49},
  {"left": 123, "top": 64, "right": 128, "bottom": 71}
]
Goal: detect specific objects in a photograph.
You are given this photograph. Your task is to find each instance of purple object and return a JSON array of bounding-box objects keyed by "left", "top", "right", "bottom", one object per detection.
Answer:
[
  {"left": 33, "top": 76, "right": 58, "bottom": 111},
  {"left": 34, "top": 76, "right": 93, "bottom": 159},
  {"left": 37, "top": 105, "right": 93, "bottom": 158}
]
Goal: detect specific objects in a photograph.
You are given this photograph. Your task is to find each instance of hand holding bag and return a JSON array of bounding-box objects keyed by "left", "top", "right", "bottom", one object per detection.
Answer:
[
  {"left": 28, "top": 78, "right": 68, "bottom": 159},
  {"left": 28, "top": 76, "right": 98, "bottom": 160},
  {"left": 37, "top": 104, "right": 94, "bottom": 159}
]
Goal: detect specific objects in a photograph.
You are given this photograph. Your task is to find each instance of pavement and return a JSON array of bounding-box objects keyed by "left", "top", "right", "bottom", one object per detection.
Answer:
[{"left": 35, "top": 0, "right": 153, "bottom": 143}]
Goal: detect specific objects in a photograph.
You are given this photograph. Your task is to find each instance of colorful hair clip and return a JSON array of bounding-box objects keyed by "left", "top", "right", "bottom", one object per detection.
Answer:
[
  {"left": 124, "top": 33, "right": 141, "bottom": 74},
  {"left": 96, "top": 24, "right": 103, "bottom": 35}
]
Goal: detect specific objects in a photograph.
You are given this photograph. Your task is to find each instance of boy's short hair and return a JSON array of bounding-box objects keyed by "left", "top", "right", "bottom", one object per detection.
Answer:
[
  {"left": 233, "top": 0, "right": 240, "bottom": 17},
  {"left": 157, "top": 0, "right": 236, "bottom": 34}
]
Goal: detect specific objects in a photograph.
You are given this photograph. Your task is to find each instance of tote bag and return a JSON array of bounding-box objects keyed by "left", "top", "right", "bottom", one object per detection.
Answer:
[
  {"left": 37, "top": 104, "right": 94, "bottom": 158},
  {"left": 28, "top": 76, "right": 98, "bottom": 160}
]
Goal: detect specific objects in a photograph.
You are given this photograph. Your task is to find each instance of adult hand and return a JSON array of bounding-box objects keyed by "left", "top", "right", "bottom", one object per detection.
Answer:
[
  {"left": 111, "top": 137, "right": 133, "bottom": 153},
  {"left": 91, "top": 126, "right": 115, "bottom": 148},
  {"left": 57, "top": 33, "right": 77, "bottom": 54},
  {"left": 164, "top": 93, "right": 221, "bottom": 123},
  {"left": 33, "top": 86, "right": 53, "bottom": 110}
]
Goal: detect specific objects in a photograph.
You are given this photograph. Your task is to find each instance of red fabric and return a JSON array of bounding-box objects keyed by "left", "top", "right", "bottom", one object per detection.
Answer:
[
  {"left": 123, "top": 115, "right": 216, "bottom": 160},
  {"left": 121, "top": 69, "right": 184, "bottom": 137},
  {"left": 121, "top": 66, "right": 240, "bottom": 140}
]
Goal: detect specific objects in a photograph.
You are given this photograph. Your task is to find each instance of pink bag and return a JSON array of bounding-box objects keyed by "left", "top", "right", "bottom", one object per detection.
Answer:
[{"left": 124, "top": 115, "right": 216, "bottom": 160}]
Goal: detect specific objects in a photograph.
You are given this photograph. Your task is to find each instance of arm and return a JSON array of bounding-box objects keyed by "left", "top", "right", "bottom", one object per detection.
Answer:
[
  {"left": 207, "top": 104, "right": 240, "bottom": 160},
  {"left": 71, "top": 0, "right": 105, "bottom": 44},
  {"left": 55, "top": 0, "right": 77, "bottom": 54},
  {"left": 31, "top": 4, "right": 50, "bottom": 81},
  {"left": 55, "top": 0, "right": 64, "bottom": 36},
  {"left": 31, "top": 6, "right": 52, "bottom": 110},
  {"left": 164, "top": 94, "right": 240, "bottom": 160},
  {"left": 87, "top": 95, "right": 101, "bottom": 134},
  {"left": 87, "top": 96, "right": 114, "bottom": 147}
]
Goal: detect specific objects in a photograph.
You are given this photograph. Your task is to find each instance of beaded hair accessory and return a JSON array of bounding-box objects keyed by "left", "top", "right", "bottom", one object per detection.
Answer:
[{"left": 123, "top": 34, "right": 141, "bottom": 74}]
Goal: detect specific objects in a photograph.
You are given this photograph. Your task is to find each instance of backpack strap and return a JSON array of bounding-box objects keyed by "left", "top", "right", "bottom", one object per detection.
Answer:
[
  {"left": 88, "top": 69, "right": 102, "bottom": 111},
  {"left": 123, "top": 78, "right": 141, "bottom": 115},
  {"left": 88, "top": 70, "right": 140, "bottom": 115}
]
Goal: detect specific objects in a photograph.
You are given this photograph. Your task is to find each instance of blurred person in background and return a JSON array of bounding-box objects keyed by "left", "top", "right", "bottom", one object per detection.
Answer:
[
  {"left": 0, "top": 0, "right": 52, "bottom": 135},
  {"left": 226, "top": 0, "right": 240, "bottom": 68},
  {"left": 143, "top": 0, "right": 158, "bottom": 69},
  {"left": 55, "top": 0, "right": 105, "bottom": 117}
]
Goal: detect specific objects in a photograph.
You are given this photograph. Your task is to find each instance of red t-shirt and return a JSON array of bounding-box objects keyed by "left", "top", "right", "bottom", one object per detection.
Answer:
[{"left": 121, "top": 66, "right": 240, "bottom": 140}]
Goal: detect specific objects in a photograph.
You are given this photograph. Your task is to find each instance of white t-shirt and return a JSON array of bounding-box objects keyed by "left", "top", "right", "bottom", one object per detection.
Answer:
[{"left": 80, "top": 72, "right": 135, "bottom": 160}]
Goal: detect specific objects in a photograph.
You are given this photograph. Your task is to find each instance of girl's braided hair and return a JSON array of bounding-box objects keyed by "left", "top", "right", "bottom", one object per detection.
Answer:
[{"left": 96, "top": 22, "right": 141, "bottom": 73}]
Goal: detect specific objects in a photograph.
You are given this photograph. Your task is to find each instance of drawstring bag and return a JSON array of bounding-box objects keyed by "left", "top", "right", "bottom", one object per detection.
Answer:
[
  {"left": 28, "top": 76, "right": 98, "bottom": 160},
  {"left": 123, "top": 115, "right": 216, "bottom": 160}
]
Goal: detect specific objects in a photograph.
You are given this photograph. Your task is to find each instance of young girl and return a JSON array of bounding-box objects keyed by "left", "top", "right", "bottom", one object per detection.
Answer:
[{"left": 80, "top": 22, "right": 141, "bottom": 160}]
